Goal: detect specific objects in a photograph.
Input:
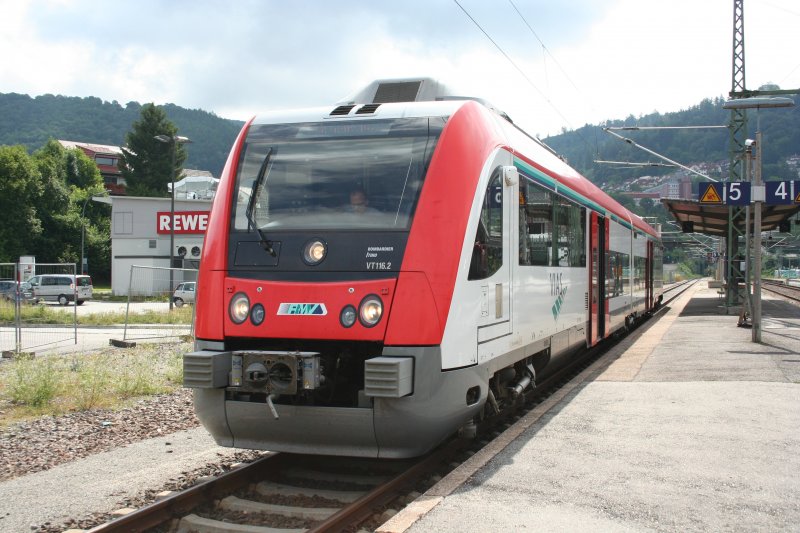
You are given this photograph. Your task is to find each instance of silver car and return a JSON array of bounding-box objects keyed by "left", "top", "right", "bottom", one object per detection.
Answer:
[
  {"left": 27, "top": 274, "right": 93, "bottom": 306},
  {"left": 173, "top": 282, "right": 196, "bottom": 307},
  {"left": 0, "top": 280, "right": 34, "bottom": 303}
]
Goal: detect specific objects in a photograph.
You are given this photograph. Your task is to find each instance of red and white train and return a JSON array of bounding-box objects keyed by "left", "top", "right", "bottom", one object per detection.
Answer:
[{"left": 185, "top": 78, "right": 663, "bottom": 458}]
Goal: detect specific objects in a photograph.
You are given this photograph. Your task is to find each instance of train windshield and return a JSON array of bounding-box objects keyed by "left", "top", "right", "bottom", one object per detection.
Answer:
[{"left": 232, "top": 117, "right": 443, "bottom": 231}]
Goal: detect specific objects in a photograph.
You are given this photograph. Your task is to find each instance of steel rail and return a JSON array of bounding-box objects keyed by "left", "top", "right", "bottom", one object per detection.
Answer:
[{"left": 89, "top": 453, "right": 290, "bottom": 532}]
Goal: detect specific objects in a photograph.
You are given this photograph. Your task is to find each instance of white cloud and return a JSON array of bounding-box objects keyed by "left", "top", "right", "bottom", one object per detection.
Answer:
[{"left": 1, "top": 0, "right": 798, "bottom": 137}]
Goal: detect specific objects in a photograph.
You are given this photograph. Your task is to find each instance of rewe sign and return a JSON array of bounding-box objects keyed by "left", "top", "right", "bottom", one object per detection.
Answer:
[{"left": 157, "top": 211, "right": 210, "bottom": 234}]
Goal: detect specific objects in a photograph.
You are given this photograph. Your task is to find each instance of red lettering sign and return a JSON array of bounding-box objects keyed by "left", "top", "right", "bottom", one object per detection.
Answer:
[{"left": 156, "top": 211, "right": 210, "bottom": 234}]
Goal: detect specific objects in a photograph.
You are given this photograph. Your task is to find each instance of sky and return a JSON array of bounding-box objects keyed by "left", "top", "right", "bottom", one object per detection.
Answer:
[{"left": 1, "top": 0, "right": 799, "bottom": 138}]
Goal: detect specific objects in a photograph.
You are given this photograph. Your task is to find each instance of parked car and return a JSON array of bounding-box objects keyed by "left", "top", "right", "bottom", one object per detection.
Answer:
[
  {"left": 173, "top": 282, "right": 196, "bottom": 307},
  {"left": 0, "top": 280, "right": 34, "bottom": 304},
  {"left": 26, "top": 274, "right": 93, "bottom": 306}
]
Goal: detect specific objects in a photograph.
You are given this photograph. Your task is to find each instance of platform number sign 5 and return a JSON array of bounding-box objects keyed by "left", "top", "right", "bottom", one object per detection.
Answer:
[
  {"left": 725, "top": 182, "right": 750, "bottom": 205},
  {"left": 698, "top": 182, "right": 750, "bottom": 205}
]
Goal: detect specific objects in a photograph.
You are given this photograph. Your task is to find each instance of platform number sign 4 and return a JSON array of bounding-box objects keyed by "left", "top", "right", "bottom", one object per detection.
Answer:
[{"left": 765, "top": 181, "right": 799, "bottom": 205}]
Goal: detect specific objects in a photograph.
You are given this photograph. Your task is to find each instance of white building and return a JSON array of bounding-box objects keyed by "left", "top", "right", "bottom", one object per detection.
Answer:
[
  {"left": 104, "top": 195, "right": 212, "bottom": 295},
  {"left": 168, "top": 170, "right": 219, "bottom": 199}
]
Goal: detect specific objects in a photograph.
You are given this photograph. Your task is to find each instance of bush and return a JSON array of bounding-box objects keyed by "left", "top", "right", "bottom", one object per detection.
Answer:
[
  {"left": 5, "top": 355, "right": 62, "bottom": 408},
  {"left": 0, "top": 342, "right": 188, "bottom": 420},
  {"left": 73, "top": 357, "right": 112, "bottom": 410}
]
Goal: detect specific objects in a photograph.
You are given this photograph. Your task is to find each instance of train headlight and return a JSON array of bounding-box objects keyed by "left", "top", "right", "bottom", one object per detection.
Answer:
[
  {"left": 302, "top": 239, "right": 327, "bottom": 265},
  {"left": 340, "top": 305, "right": 357, "bottom": 328},
  {"left": 229, "top": 293, "right": 250, "bottom": 324},
  {"left": 358, "top": 295, "right": 383, "bottom": 328},
  {"left": 250, "top": 303, "right": 266, "bottom": 326}
]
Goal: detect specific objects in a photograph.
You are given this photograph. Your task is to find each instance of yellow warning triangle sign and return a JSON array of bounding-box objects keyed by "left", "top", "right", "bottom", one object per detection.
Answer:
[
  {"left": 795, "top": 189, "right": 800, "bottom": 203},
  {"left": 700, "top": 184, "right": 722, "bottom": 203}
]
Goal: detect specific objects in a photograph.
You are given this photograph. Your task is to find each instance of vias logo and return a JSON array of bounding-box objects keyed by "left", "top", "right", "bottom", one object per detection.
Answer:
[
  {"left": 277, "top": 303, "right": 328, "bottom": 316},
  {"left": 551, "top": 286, "right": 568, "bottom": 321}
]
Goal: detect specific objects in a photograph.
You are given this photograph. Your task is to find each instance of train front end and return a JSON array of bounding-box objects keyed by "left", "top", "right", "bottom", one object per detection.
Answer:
[{"left": 185, "top": 87, "right": 492, "bottom": 458}]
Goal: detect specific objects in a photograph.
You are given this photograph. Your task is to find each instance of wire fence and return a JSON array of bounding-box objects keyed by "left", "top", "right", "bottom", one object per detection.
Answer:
[
  {"left": 118, "top": 265, "right": 197, "bottom": 344},
  {"left": 0, "top": 262, "right": 78, "bottom": 355},
  {"left": 1, "top": 263, "right": 197, "bottom": 356}
]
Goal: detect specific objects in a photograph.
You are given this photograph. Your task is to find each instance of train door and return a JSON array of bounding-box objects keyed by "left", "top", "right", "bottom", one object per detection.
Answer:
[
  {"left": 474, "top": 164, "right": 514, "bottom": 363},
  {"left": 589, "top": 212, "right": 606, "bottom": 345},
  {"left": 646, "top": 240, "right": 654, "bottom": 309}
]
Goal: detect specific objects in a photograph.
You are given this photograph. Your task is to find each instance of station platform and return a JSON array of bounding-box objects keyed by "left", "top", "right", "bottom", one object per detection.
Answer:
[{"left": 381, "top": 281, "right": 800, "bottom": 533}]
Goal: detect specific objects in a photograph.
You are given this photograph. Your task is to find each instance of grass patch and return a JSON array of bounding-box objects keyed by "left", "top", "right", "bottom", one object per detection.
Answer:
[
  {"left": 0, "top": 342, "right": 187, "bottom": 425},
  {"left": 0, "top": 300, "right": 193, "bottom": 326}
]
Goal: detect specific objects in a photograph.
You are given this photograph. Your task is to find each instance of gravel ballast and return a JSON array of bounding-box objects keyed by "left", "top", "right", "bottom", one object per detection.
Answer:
[
  {"left": 0, "top": 387, "right": 265, "bottom": 532},
  {"left": 0, "top": 388, "right": 199, "bottom": 482}
]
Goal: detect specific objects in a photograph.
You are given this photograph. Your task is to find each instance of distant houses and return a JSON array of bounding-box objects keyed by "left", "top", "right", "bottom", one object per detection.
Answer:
[
  {"left": 58, "top": 140, "right": 217, "bottom": 196},
  {"left": 59, "top": 140, "right": 126, "bottom": 195}
]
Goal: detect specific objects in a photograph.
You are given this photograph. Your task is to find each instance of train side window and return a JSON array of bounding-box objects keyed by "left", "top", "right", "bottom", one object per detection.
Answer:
[
  {"left": 469, "top": 173, "right": 503, "bottom": 280},
  {"left": 518, "top": 176, "right": 551, "bottom": 266},
  {"left": 553, "top": 199, "right": 586, "bottom": 267},
  {"left": 518, "top": 172, "right": 586, "bottom": 268}
]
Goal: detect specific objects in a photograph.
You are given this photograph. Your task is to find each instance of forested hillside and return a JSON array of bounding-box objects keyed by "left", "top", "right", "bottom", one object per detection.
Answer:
[
  {"left": 0, "top": 93, "right": 244, "bottom": 176},
  {"left": 1, "top": 91, "right": 798, "bottom": 185},
  {"left": 545, "top": 96, "right": 800, "bottom": 186}
]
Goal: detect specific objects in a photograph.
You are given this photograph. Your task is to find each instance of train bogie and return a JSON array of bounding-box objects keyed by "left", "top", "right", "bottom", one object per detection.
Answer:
[{"left": 185, "top": 78, "right": 663, "bottom": 458}]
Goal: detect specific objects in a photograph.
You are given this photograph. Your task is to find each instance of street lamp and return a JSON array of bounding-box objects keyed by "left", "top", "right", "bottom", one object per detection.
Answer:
[
  {"left": 80, "top": 189, "right": 111, "bottom": 275},
  {"left": 722, "top": 96, "right": 795, "bottom": 342},
  {"left": 154, "top": 134, "right": 192, "bottom": 311},
  {"left": 80, "top": 195, "right": 91, "bottom": 275}
]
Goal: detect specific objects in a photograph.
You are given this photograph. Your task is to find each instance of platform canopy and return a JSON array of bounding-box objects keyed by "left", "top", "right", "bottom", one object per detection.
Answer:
[{"left": 662, "top": 199, "right": 800, "bottom": 237}]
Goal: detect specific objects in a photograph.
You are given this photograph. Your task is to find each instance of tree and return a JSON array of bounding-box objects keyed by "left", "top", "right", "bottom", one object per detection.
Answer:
[
  {"left": 1, "top": 140, "right": 113, "bottom": 280},
  {"left": 31, "top": 141, "right": 74, "bottom": 262},
  {"left": 65, "top": 146, "right": 104, "bottom": 190},
  {"left": 62, "top": 146, "right": 109, "bottom": 278},
  {"left": 0, "top": 146, "right": 42, "bottom": 261},
  {"left": 119, "top": 103, "right": 186, "bottom": 197}
]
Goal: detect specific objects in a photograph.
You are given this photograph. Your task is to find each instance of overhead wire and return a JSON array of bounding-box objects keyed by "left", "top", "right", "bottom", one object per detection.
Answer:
[
  {"left": 452, "top": 0, "right": 577, "bottom": 137},
  {"left": 507, "top": 0, "right": 589, "bottom": 107},
  {"left": 507, "top": 0, "right": 603, "bottom": 155}
]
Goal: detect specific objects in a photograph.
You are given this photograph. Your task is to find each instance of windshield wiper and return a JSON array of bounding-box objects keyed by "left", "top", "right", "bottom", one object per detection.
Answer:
[{"left": 245, "top": 148, "right": 277, "bottom": 257}]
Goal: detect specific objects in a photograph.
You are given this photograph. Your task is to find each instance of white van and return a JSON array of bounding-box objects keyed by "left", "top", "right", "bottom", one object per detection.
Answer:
[{"left": 27, "top": 274, "right": 93, "bottom": 306}]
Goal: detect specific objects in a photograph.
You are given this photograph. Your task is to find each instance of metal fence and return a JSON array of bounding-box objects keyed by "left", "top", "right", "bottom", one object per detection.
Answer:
[
  {"left": 0, "top": 262, "right": 78, "bottom": 355},
  {"left": 1, "top": 262, "right": 196, "bottom": 356},
  {"left": 118, "top": 265, "right": 197, "bottom": 344}
]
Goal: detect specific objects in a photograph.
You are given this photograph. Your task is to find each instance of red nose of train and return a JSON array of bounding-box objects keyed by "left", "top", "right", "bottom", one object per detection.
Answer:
[{"left": 221, "top": 278, "right": 398, "bottom": 341}]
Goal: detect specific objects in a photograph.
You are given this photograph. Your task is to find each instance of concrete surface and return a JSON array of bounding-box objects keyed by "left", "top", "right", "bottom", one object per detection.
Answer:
[
  {"left": 0, "top": 428, "right": 246, "bottom": 532},
  {"left": 381, "top": 282, "right": 800, "bottom": 533}
]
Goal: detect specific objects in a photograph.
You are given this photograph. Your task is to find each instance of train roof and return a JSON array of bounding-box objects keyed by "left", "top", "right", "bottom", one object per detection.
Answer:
[{"left": 247, "top": 77, "right": 660, "bottom": 241}]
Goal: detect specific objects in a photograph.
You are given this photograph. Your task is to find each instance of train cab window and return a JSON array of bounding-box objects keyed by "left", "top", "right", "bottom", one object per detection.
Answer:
[
  {"left": 232, "top": 117, "right": 443, "bottom": 232},
  {"left": 469, "top": 173, "right": 503, "bottom": 280}
]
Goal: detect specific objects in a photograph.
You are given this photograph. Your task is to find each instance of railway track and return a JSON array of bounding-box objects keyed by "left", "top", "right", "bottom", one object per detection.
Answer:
[
  {"left": 88, "top": 449, "right": 461, "bottom": 533},
  {"left": 763, "top": 278, "right": 800, "bottom": 303},
  {"left": 87, "top": 280, "right": 698, "bottom": 533}
]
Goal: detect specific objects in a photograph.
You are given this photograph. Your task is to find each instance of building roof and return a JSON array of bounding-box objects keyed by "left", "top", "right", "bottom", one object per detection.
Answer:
[{"left": 58, "top": 140, "right": 123, "bottom": 155}]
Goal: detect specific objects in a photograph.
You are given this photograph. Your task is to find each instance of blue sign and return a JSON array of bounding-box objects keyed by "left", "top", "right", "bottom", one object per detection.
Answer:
[
  {"left": 725, "top": 182, "right": 751, "bottom": 205},
  {"left": 698, "top": 182, "right": 750, "bottom": 205},
  {"left": 765, "top": 181, "right": 799, "bottom": 205}
]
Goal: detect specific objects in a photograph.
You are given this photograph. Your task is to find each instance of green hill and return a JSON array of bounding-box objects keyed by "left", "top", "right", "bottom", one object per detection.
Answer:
[
  {"left": 1, "top": 91, "right": 797, "bottom": 185},
  {"left": 0, "top": 93, "right": 244, "bottom": 176},
  {"left": 544, "top": 96, "right": 800, "bottom": 187}
]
